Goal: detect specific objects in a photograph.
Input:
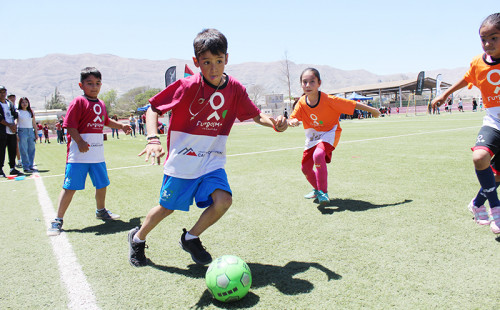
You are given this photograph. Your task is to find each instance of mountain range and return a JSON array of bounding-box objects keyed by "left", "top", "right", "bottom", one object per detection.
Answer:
[{"left": 0, "top": 53, "right": 477, "bottom": 109}]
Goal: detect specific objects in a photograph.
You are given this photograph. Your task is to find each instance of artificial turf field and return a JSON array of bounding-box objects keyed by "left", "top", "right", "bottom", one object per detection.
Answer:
[{"left": 1, "top": 111, "right": 499, "bottom": 309}]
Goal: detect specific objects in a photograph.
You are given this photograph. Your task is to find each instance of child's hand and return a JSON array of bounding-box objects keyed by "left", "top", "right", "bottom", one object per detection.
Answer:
[
  {"left": 77, "top": 140, "right": 90, "bottom": 153},
  {"left": 431, "top": 96, "right": 446, "bottom": 109},
  {"left": 371, "top": 109, "right": 381, "bottom": 118},
  {"left": 122, "top": 124, "right": 132, "bottom": 135},
  {"left": 287, "top": 118, "right": 300, "bottom": 127},
  {"left": 272, "top": 115, "right": 288, "bottom": 132},
  {"left": 138, "top": 143, "right": 165, "bottom": 165}
]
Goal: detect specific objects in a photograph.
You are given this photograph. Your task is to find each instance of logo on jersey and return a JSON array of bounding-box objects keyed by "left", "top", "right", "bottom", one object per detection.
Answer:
[
  {"left": 195, "top": 91, "right": 228, "bottom": 130},
  {"left": 93, "top": 103, "right": 103, "bottom": 122},
  {"left": 310, "top": 113, "right": 324, "bottom": 126},
  {"left": 178, "top": 147, "right": 223, "bottom": 157},
  {"left": 178, "top": 147, "right": 197, "bottom": 156},
  {"left": 487, "top": 69, "right": 500, "bottom": 94}
]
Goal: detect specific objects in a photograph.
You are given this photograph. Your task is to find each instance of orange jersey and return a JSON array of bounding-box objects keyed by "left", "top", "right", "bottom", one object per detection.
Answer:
[
  {"left": 464, "top": 54, "right": 500, "bottom": 108},
  {"left": 291, "top": 92, "right": 356, "bottom": 149}
]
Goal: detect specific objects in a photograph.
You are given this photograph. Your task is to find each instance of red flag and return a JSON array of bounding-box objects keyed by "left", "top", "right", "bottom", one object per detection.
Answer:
[{"left": 184, "top": 64, "right": 194, "bottom": 78}]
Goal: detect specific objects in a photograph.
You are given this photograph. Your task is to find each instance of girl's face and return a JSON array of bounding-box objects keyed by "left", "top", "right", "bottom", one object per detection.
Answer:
[
  {"left": 480, "top": 23, "right": 500, "bottom": 59},
  {"left": 301, "top": 71, "right": 321, "bottom": 95},
  {"left": 20, "top": 99, "right": 29, "bottom": 110}
]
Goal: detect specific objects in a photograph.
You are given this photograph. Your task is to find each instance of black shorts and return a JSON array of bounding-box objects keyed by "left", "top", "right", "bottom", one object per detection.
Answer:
[{"left": 472, "top": 125, "right": 500, "bottom": 174}]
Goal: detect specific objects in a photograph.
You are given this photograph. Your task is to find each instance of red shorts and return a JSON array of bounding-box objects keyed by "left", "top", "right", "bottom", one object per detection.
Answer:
[{"left": 301, "top": 142, "right": 335, "bottom": 165}]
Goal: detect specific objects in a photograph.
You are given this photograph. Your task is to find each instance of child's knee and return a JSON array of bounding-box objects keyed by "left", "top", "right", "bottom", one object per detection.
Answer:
[
  {"left": 213, "top": 190, "right": 232, "bottom": 211},
  {"left": 472, "top": 149, "right": 492, "bottom": 169}
]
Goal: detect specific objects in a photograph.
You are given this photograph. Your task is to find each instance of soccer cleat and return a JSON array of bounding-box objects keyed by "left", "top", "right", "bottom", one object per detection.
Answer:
[
  {"left": 489, "top": 207, "right": 500, "bottom": 235},
  {"left": 96, "top": 209, "right": 120, "bottom": 220},
  {"left": 317, "top": 190, "right": 330, "bottom": 206},
  {"left": 47, "top": 219, "right": 63, "bottom": 236},
  {"left": 128, "top": 227, "right": 148, "bottom": 267},
  {"left": 467, "top": 199, "right": 490, "bottom": 225},
  {"left": 304, "top": 189, "right": 319, "bottom": 199},
  {"left": 179, "top": 228, "right": 212, "bottom": 265}
]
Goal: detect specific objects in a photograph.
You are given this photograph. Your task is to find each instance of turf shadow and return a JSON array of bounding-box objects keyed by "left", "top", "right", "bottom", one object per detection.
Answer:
[
  {"left": 317, "top": 198, "right": 412, "bottom": 215},
  {"left": 63, "top": 217, "right": 142, "bottom": 235},
  {"left": 151, "top": 261, "right": 341, "bottom": 309}
]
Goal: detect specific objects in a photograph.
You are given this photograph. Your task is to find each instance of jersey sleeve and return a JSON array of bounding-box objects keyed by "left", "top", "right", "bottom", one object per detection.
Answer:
[
  {"left": 149, "top": 79, "right": 188, "bottom": 116},
  {"left": 63, "top": 97, "right": 82, "bottom": 129},
  {"left": 235, "top": 85, "right": 260, "bottom": 121},
  {"left": 463, "top": 55, "right": 480, "bottom": 86},
  {"left": 330, "top": 96, "right": 357, "bottom": 115},
  {"left": 290, "top": 96, "right": 305, "bottom": 121}
]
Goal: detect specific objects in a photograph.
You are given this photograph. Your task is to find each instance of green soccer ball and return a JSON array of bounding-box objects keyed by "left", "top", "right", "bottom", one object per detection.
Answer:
[{"left": 205, "top": 255, "right": 252, "bottom": 302}]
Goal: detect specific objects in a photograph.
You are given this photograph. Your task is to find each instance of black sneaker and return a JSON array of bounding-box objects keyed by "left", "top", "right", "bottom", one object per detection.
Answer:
[
  {"left": 9, "top": 168, "right": 23, "bottom": 176},
  {"left": 128, "top": 227, "right": 148, "bottom": 267},
  {"left": 96, "top": 208, "right": 120, "bottom": 220},
  {"left": 179, "top": 228, "right": 212, "bottom": 265},
  {"left": 47, "top": 219, "right": 63, "bottom": 236}
]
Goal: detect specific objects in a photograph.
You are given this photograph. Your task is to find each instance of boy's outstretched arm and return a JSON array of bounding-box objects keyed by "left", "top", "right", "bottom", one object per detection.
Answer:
[
  {"left": 431, "top": 77, "right": 468, "bottom": 109},
  {"left": 107, "top": 118, "right": 131, "bottom": 135},
  {"left": 355, "top": 103, "right": 381, "bottom": 118},
  {"left": 253, "top": 113, "right": 288, "bottom": 132},
  {"left": 138, "top": 107, "right": 165, "bottom": 165}
]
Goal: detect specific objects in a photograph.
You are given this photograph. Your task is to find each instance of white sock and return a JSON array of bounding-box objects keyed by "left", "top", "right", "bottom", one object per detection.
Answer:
[
  {"left": 133, "top": 235, "right": 145, "bottom": 243},
  {"left": 185, "top": 232, "right": 198, "bottom": 240}
]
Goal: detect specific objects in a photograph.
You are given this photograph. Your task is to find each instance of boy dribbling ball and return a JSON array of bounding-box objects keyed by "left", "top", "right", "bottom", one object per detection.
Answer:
[
  {"left": 128, "top": 29, "right": 288, "bottom": 267},
  {"left": 47, "top": 67, "right": 131, "bottom": 236}
]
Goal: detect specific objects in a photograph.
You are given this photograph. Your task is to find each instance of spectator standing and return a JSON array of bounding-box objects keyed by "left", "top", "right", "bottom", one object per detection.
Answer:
[
  {"left": 129, "top": 113, "right": 136, "bottom": 137},
  {"left": 111, "top": 115, "right": 120, "bottom": 139},
  {"left": 0, "top": 85, "right": 22, "bottom": 176},
  {"left": 17, "top": 97, "right": 37, "bottom": 173}
]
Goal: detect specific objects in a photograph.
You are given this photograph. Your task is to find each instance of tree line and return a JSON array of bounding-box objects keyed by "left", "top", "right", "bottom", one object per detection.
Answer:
[{"left": 45, "top": 86, "right": 162, "bottom": 118}]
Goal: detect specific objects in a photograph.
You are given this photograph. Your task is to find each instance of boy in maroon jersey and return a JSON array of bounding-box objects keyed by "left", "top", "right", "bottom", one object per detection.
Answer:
[{"left": 48, "top": 67, "right": 131, "bottom": 236}]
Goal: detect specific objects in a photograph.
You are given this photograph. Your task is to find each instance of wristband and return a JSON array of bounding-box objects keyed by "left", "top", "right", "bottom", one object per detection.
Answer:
[
  {"left": 147, "top": 140, "right": 161, "bottom": 146},
  {"left": 147, "top": 135, "right": 160, "bottom": 141}
]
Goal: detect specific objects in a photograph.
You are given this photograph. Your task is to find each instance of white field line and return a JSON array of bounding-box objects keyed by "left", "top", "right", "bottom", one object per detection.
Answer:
[
  {"left": 34, "top": 175, "right": 100, "bottom": 310},
  {"left": 227, "top": 125, "right": 479, "bottom": 157}
]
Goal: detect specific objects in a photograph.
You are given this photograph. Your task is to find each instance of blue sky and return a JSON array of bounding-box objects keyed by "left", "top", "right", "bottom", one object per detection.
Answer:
[{"left": 3, "top": 1, "right": 498, "bottom": 74}]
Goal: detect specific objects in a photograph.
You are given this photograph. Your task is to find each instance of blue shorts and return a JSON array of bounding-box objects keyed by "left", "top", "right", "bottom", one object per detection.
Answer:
[
  {"left": 63, "top": 162, "right": 110, "bottom": 190},
  {"left": 159, "top": 168, "right": 232, "bottom": 212}
]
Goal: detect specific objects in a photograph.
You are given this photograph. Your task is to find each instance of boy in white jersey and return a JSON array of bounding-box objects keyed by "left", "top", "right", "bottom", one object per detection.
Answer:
[
  {"left": 48, "top": 67, "right": 131, "bottom": 236},
  {"left": 128, "top": 29, "right": 288, "bottom": 267}
]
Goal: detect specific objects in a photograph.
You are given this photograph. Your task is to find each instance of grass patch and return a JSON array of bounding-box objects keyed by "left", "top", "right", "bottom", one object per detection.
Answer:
[{"left": 2, "top": 112, "right": 499, "bottom": 309}]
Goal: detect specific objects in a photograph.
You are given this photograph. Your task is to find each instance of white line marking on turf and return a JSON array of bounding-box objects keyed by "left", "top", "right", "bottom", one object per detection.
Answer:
[
  {"left": 34, "top": 175, "right": 100, "bottom": 310},
  {"left": 227, "top": 126, "right": 479, "bottom": 157}
]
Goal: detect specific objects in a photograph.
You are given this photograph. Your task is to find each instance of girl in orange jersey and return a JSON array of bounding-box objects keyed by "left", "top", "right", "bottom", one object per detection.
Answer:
[
  {"left": 432, "top": 13, "right": 500, "bottom": 235},
  {"left": 288, "top": 68, "right": 380, "bottom": 205}
]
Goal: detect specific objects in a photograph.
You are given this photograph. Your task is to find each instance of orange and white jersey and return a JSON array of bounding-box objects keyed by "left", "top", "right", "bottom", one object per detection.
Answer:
[
  {"left": 464, "top": 54, "right": 500, "bottom": 129},
  {"left": 290, "top": 92, "right": 356, "bottom": 149}
]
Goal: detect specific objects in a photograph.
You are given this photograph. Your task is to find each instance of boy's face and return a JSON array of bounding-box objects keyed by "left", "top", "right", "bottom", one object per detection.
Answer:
[
  {"left": 79, "top": 75, "right": 102, "bottom": 99},
  {"left": 193, "top": 51, "right": 228, "bottom": 86}
]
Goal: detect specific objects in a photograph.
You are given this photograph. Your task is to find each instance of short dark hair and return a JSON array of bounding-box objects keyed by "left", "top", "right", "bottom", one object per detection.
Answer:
[
  {"left": 193, "top": 29, "right": 228, "bottom": 59},
  {"left": 481, "top": 13, "right": 500, "bottom": 32},
  {"left": 80, "top": 67, "right": 102, "bottom": 82}
]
